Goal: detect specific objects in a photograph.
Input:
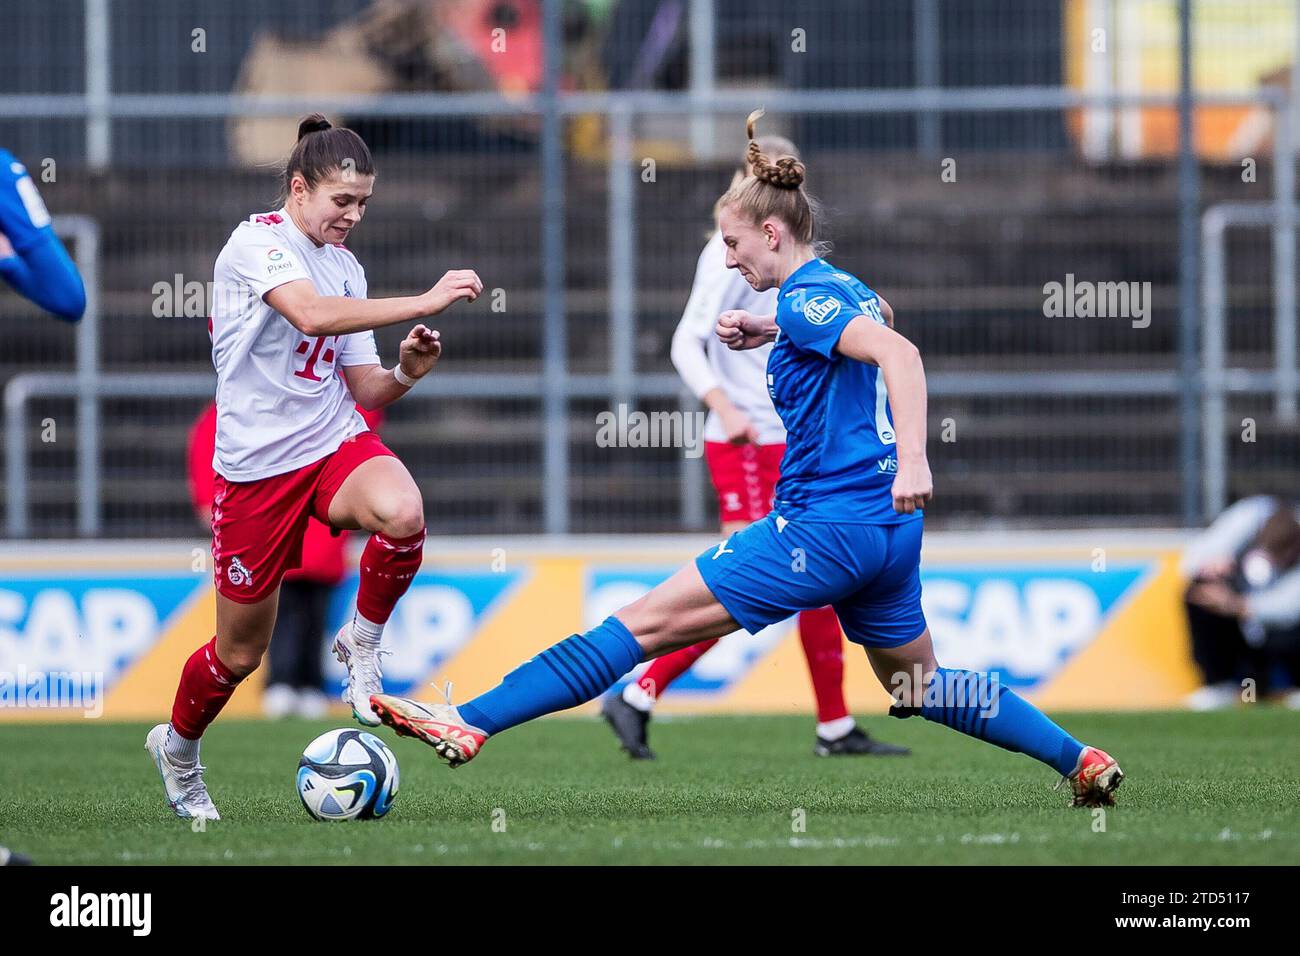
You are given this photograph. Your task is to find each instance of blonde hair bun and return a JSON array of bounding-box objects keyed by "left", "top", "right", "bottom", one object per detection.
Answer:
[{"left": 744, "top": 109, "right": 805, "bottom": 190}]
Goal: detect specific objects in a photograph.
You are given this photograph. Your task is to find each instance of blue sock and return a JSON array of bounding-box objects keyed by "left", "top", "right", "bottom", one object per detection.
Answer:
[
  {"left": 457, "top": 616, "right": 643, "bottom": 736},
  {"left": 919, "top": 668, "right": 1083, "bottom": 776}
]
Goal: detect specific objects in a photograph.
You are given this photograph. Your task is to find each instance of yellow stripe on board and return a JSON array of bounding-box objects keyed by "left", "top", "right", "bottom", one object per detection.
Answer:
[
  {"left": 1031, "top": 557, "right": 1199, "bottom": 711},
  {"left": 418, "top": 560, "right": 585, "bottom": 703},
  {"left": 102, "top": 584, "right": 265, "bottom": 722}
]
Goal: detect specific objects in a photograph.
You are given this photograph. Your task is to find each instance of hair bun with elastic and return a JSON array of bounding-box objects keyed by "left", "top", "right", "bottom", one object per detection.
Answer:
[
  {"left": 744, "top": 108, "right": 805, "bottom": 190},
  {"left": 297, "top": 113, "right": 332, "bottom": 141}
]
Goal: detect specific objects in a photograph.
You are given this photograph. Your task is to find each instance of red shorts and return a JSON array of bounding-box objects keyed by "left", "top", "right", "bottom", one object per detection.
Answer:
[
  {"left": 212, "top": 431, "right": 397, "bottom": 603},
  {"left": 703, "top": 441, "right": 786, "bottom": 524}
]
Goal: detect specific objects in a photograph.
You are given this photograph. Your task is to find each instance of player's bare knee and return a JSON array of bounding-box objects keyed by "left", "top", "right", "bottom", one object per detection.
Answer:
[
  {"left": 376, "top": 496, "right": 424, "bottom": 539},
  {"left": 615, "top": 603, "right": 674, "bottom": 654},
  {"left": 636, "top": 629, "right": 677, "bottom": 658},
  {"left": 222, "top": 645, "right": 265, "bottom": 679}
]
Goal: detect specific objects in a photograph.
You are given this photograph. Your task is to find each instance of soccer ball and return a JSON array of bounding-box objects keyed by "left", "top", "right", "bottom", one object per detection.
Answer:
[{"left": 297, "top": 728, "right": 399, "bottom": 821}]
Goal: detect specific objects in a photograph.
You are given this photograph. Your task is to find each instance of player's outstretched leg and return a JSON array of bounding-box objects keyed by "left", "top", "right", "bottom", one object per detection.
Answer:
[
  {"left": 373, "top": 615, "right": 643, "bottom": 767},
  {"left": 869, "top": 629, "right": 1123, "bottom": 806},
  {"left": 372, "top": 562, "right": 739, "bottom": 767},
  {"left": 600, "top": 638, "right": 718, "bottom": 760},
  {"left": 326, "top": 455, "right": 426, "bottom": 726}
]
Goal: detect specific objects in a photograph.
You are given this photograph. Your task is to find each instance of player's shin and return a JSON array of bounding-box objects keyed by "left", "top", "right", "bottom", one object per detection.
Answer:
[
  {"left": 458, "top": 615, "right": 644, "bottom": 735},
  {"left": 798, "top": 606, "right": 849, "bottom": 723},
  {"left": 337, "top": 526, "right": 425, "bottom": 725},
  {"left": 168, "top": 636, "right": 243, "bottom": 752},
  {"left": 891, "top": 666, "right": 1084, "bottom": 777},
  {"left": 354, "top": 525, "right": 426, "bottom": 640}
]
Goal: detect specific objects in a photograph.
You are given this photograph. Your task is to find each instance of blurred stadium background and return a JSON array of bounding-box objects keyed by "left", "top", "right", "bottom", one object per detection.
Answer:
[{"left": 1, "top": 0, "right": 1298, "bottom": 721}]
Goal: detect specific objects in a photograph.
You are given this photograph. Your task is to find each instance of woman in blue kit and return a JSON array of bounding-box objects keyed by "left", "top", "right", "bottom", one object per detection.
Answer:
[
  {"left": 0, "top": 148, "right": 86, "bottom": 322},
  {"left": 0, "top": 148, "right": 84, "bottom": 866},
  {"left": 371, "top": 112, "right": 1124, "bottom": 807}
]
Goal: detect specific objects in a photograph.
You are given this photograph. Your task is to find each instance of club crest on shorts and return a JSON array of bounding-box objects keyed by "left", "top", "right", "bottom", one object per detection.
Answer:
[{"left": 226, "top": 556, "right": 253, "bottom": 588}]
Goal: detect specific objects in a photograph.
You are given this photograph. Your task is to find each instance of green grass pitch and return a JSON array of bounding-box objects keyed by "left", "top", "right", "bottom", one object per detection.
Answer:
[{"left": 1, "top": 708, "right": 1296, "bottom": 865}]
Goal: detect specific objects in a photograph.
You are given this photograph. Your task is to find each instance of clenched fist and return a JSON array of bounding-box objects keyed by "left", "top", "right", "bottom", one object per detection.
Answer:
[
  {"left": 716, "top": 309, "right": 777, "bottom": 351},
  {"left": 399, "top": 324, "right": 442, "bottom": 381}
]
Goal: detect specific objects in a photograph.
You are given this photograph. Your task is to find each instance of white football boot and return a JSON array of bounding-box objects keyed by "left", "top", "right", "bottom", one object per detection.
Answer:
[
  {"left": 370, "top": 685, "right": 489, "bottom": 769},
  {"left": 145, "top": 723, "right": 221, "bottom": 821},
  {"left": 333, "top": 619, "right": 387, "bottom": 727}
]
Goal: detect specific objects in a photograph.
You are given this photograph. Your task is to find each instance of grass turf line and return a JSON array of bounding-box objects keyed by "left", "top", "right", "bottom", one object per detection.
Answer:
[{"left": 1, "top": 708, "right": 1296, "bottom": 865}]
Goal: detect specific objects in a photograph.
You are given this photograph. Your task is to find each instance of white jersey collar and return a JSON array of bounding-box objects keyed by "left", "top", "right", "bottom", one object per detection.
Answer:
[{"left": 277, "top": 207, "right": 331, "bottom": 259}]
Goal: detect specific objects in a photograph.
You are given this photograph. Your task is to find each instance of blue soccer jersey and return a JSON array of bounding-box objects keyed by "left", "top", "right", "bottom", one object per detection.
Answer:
[
  {"left": 0, "top": 148, "right": 85, "bottom": 321},
  {"left": 767, "top": 257, "right": 915, "bottom": 524}
]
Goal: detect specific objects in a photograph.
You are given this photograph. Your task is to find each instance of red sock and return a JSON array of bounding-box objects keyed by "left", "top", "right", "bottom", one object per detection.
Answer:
[
  {"left": 798, "top": 606, "right": 849, "bottom": 723},
  {"left": 356, "top": 527, "right": 425, "bottom": 625},
  {"left": 637, "top": 638, "right": 720, "bottom": 700},
  {"left": 170, "top": 636, "right": 241, "bottom": 740}
]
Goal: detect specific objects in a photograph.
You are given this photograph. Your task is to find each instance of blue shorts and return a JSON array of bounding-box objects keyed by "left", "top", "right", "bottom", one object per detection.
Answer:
[{"left": 694, "top": 513, "right": 927, "bottom": 648}]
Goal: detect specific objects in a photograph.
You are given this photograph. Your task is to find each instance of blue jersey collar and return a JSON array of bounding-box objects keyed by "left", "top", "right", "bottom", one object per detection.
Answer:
[{"left": 782, "top": 256, "right": 826, "bottom": 291}]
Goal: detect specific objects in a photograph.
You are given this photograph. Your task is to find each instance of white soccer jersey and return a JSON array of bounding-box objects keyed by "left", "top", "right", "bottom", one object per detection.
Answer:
[
  {"left": 209, "top": 209, "right": 380, "bottom": 482},
  {"left": 670, "top": 230, "right": 785, "bottom": 444}
]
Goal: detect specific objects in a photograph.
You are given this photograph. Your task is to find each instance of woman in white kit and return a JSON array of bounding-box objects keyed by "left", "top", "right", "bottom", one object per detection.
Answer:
[
  {"left": 600, "top": 131, "right": 910, "bottom": 760},
  {"left": 146, "top": 114, "right": 482, "bottom": 820}
]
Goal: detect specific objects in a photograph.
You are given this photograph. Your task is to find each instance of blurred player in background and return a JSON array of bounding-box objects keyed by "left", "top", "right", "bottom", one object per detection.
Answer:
[
  {"left": 373, "top": 112, "right": 1124, "bottom": 808},
  {"left": 0, "top": 148, "right": 86, "bottom": 322},
  {"left": 601, "top": 133, "right": 908, "bottom": 760},
  {"left": 146, "top": 114, "right": 482, "bottom": 821},
  {"left": 187, "top": 401, "right": 385, "bottom": 718},
  {"left": 1181, "top": 495, "right": 1300, "bottom": 710}
]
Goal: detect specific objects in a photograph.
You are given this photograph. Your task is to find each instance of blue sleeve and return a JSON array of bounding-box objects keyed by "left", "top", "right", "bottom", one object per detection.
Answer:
[
  {"left": 0, "top": 149, "right": 85, "bottom": 322},
  {"left": 776, "top": 283, "right": 859, "bottom": 359},
  {"left": 0, "top": 149, "right": 53, "bottom": 252},
  {"left": 0, "top": 235, "right": 87, "bottom": 322}
]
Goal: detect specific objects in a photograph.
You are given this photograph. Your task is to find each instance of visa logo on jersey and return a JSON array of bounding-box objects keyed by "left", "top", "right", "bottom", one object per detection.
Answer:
[{"left": 877, "top": 456, "right": 898, "bottom": 473}]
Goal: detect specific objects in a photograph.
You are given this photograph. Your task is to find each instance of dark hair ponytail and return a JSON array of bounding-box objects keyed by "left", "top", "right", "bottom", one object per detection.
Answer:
[
  {"left": 297, "top": 114, "right": 332, "bottom": 138},
  {"left": 279, "top": 113, "right": 375, "bottom": 204}
]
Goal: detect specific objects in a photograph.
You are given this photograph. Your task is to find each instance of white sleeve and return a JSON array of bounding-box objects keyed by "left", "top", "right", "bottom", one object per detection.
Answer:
[
  {"left": 671, "top": 237, "right": 729, "bottom": 400},
  {"left": 337, "top": 269, "right": 381, "bottom": 366},
  {"left": 338, "top": 330, "right": 380, "bottom": 367},
  {"left": 1179, "top": 495, "right": 1276, "bottom": 577},
  {"left": 1245, "top": 566, "right": 1300, "bottom": 631},
  {"left": 225, "top": 224, "right": 312, "bottom": 299}
]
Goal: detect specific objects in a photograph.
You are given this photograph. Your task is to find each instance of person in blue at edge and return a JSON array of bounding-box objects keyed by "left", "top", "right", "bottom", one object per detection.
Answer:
[
  {"left": 0, "top": 147, "right": 86, "bottom": 323},
  {"left": 368, "top": 111, "right": 1125, "bottom": 808},
  {"left": 0, "top": 149, "right": 83, "bottom": 865}
]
